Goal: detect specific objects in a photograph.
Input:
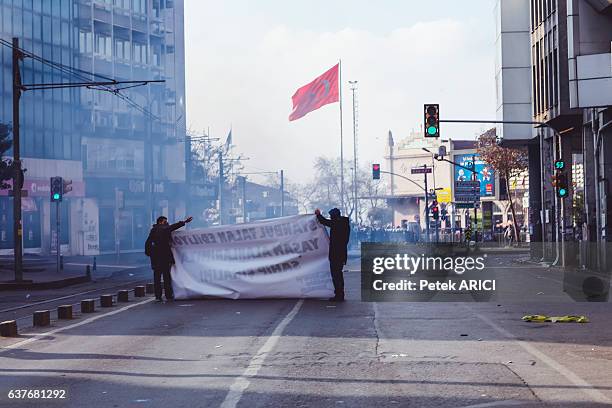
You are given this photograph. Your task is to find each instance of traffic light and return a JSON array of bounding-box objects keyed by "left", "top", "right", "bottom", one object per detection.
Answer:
[
  {"left": 431, "top": 200, "right": 439, "bottom": 220},
  {"left": 372, "top": 163, "right": 380, "bottom": 180},
  {"left": 424, "top": 104, "right": 440, "bottom": 138},
  {"left": 556, "top": 173, "right": 569, "bottom": 198},
  {"left": 552, "top": 159, "right": 569, "bottom": 198},
  {"left": 50, "top": 176, "right": 63, "bottom": 202},
  {"left": 63, "top": 179, "right": 73, "bottom": 195}
]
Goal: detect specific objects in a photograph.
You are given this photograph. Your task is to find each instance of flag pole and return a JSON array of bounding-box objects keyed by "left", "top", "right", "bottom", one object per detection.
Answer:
[{"left": 339, "top": 59, "right": 345, "bottom": 214}]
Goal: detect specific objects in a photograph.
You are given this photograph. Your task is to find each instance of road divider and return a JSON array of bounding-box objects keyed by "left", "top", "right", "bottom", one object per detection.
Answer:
[
  {"left": 1, "top": 283, "right": 157, "bottom": 339},
  {"left": 57, "top": 305, "right": 73, "bottom": 319},
  {"left": 117, "top": 290, "right": 130, "bottom": 302},
  {"left": 33, "top": 310, "right": 50, "bottom": 327},
  {"left": 0, "top": 320, "right": 17, "bottom": 337},
  {"left": 134, "top": 285, "right": 146, "bottom": 297},
  {"left": 100, "top": 294, "right": 113, "bottom": 307},
  {"left": 81, "top": 299, "right": 95, "bottom": 313}
]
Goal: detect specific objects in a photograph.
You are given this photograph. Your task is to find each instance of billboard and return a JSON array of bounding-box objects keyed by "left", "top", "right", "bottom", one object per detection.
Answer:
[{"left": 453, "top": 154, "right": 495, "bottom": 198}]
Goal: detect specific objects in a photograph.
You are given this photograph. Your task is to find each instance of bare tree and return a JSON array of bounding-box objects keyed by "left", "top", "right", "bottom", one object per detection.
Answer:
[
  {"left": 477, "top": 128, "right": 528, "bottom": 241},
  {"left": 294, "top": 156, "right": 387, "bottom": 224}
]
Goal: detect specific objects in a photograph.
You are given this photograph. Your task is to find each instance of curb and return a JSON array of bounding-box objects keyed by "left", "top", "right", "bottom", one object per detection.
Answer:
[{"left": 0, "top": 274, "right": 91, "bottom": 291}]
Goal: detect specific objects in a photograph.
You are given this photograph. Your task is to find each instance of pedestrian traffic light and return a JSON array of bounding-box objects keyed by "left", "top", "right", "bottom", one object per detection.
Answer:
[
  {"left": 424, "top": 104, "right": 440, "bottom": 138},
  {"left": 50, "top": 176, "right": 63, "bottom": 202},
  {"left": 554, "top": 160, "right": 565, "bottom": 170},
  {"left": 372, "top": 163, "right": 380, "bottom": 180},
  {"left": 63, "top": 179, "right": 73, "bottom": 195}
]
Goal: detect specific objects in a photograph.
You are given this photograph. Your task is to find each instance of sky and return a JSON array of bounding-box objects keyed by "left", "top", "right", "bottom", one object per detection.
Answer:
[{"left": 184, "top": 0, "right": 497, "bottom": 184}]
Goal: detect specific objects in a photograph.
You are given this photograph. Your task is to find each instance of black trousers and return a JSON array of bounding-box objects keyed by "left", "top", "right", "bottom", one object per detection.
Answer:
[
  {"left": 330, "top": 260, "right": 345, "bottom": 298},
  {"left": 153, "top": 264, "right": 174, "bottom": 300}
]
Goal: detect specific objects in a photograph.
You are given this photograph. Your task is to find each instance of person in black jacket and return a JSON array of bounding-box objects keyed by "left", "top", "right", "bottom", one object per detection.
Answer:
[
  {"left": 145, "top": 215, "right": 192, "bottom": 302},
  {"left": 315, "top": 208, "right": 350, "bottom": 301}
]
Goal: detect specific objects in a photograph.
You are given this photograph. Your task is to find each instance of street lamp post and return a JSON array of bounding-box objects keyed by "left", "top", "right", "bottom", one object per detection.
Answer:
[{"left": 349, "top": 80, "right": 358, "bottom": 226}]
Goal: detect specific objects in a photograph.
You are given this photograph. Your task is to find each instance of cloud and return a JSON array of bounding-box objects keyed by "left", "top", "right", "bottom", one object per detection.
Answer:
[{"left": 185, "top": 17, "right": 495, "bottom": 184}]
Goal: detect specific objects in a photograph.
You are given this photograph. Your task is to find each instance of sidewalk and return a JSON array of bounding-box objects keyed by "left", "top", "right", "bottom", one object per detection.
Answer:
[{"left": 0, "top": 252, "right": 150, "bottom": 290}]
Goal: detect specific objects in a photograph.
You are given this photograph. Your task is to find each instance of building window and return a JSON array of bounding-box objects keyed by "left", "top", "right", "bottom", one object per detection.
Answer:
[
  {"left": 133, "top": 0, "right": 146, "bottom": 14},
  {"left": 114, "top": 0, "right": 130, "bottom": 10},
  {"left": 79, "top": 30, "right": 93, "bottom": 54},
  {"left": 94, "top": 32, "right": 112, "bottom": 57},
  {"left": 114, "top": 38, "right": 130, "bottom": 61},
  {"left": 133, "top": 42, "right": 147, "bottom": 64},
  {"left": 151, "top": 45, "right": 161, "bottom": 66}
]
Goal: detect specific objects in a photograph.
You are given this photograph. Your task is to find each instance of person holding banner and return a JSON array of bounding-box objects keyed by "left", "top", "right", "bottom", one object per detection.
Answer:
[
  {"left": 315, "top": 208, "right": 350, "bottom": 302},
  {"left": 145, "top": 215, "right": 193, "bottom": 302}
]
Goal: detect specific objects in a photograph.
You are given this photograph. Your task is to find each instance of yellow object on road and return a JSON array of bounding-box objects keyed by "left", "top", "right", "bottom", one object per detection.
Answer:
[{"left": 522, "top": 315, "right": 589, "bottom": 323}]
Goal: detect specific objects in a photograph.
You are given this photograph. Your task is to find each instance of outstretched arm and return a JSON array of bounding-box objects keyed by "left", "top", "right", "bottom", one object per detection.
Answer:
[
  {"left": 169, "top": 216, "right": 193, "bottom": 232},
  {"left": 314, "top": 209, "right": 332, "bottom": 227}
]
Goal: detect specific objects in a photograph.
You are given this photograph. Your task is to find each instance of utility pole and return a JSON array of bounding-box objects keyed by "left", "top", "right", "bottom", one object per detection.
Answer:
[
  {"left": 56, "top": 200, "right": 60, "bottom": 273},
  {"left": 218, "top": 151, "right": 224, "bottom": 225},
  {"left": 280, "top": 169, "right": 285, "bottom": 217},
  {"left": 241, "top": 176, "right": 247, "bottom": 223},
  {"left": 424, "top": 166, "right": 430, "bottom": 243},
  {"left": 145, "top": 95, "right": 154, "bottom": 225},
  {"left": 12, "top": 37, "right": 23, "bottom": 282},
  {"left": 472, "top": 154, "right": 478, "bottom": 242},
  {"left": 349, "top": 80, "right": 359, "bottom": 226}
]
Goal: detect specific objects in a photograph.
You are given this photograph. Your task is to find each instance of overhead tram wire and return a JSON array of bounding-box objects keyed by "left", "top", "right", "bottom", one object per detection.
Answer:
[
  {"left": 0, "top": 38, "right": 159, "bottom": 120},
  {"left": 0, "top": 38, "right": 161, "bottom": 121}
]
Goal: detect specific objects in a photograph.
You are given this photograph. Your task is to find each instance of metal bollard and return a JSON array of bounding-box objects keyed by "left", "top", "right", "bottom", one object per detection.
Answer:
[
  {"left": 86, "top": 264, "right": 91, "bottom": 280},
  {"left": 33, "top": 310, "right": 51, "bottom": 327},
  {"left": 100, "top": 294, "right": 113, "bottom": 307},
  {"left": 134, "top": 285, "right": 146, "bottom": 297},
  {"left": 117, "top": 290, "right": 129, "bottom": 302},
  {"left": 0, "top": 320, "right": 18, "bottom": 337},
  {"left": 57, "top": 305, "right": 73, "bottom": 319},
  {"left": 145, "top": 283, "right": 155, "bottom": 294},
  {"left": 81, "top": 299, "right": 95, "bottom": 313},
  {"left": 93, "top": 256, "right": 97, "bottom": 272}
]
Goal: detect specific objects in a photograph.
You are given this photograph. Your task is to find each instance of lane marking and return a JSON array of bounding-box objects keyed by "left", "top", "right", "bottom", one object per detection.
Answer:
[
  {"left": 64, "top": 263, "right": 146, "bottom": 269},
  {"left": 0, "top": 297, "right": 154, "bottom": 354},
  {"left": 459, "top": 400, "right": 524, "bottom": 408},
  {"left": 220, "top": 300, "right": 304, "bottom": 408},
  {"left": 467, "top": 306, "right": 611, "bottom": 404}
]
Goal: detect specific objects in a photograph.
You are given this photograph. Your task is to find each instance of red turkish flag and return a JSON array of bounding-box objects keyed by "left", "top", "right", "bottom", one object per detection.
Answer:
[{"left": 289, "top": 64, "right": 339, "bottom": 121}]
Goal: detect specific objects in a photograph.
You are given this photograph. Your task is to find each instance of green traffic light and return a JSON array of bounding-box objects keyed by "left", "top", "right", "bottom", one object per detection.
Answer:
[
  {"left": 53, "top": 193, "right": 60, "bottom": 200},
  {"left": 427, "top": 126, "right": 437, "bottom": 135},
  {"left": 558, "top": 188, "right": 568, "bottom": 197}
]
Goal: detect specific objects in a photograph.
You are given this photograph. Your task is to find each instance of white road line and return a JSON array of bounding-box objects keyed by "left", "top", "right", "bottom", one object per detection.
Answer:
[
  {"left": 220, "top": 299, "right": 304, "bottom": 408},
  {"left": 467, "top": 306, "right": 611, "bottom": 404},
  {"left": 64, "top": 263, "right": 145, "bottom": 269},
  {"left": 0, "top": 297, "right": 154, "bottom": 354},
  {"left": 459, "top": 400, "right": 524, "bottom": 408}
]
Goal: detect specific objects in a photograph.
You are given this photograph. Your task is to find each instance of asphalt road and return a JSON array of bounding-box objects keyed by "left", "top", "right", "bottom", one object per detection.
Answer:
[{"left": 1, "top": 257, "right": 611, "bottom": 408}]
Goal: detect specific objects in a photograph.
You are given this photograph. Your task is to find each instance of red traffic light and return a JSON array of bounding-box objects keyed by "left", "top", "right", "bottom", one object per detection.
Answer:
[{"left": 372, "top": 163, "right": 381, "bottom": 180}]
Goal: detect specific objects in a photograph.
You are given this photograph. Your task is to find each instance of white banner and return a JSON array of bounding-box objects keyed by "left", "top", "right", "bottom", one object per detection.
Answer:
[{"left": 170, "top": 214, "right": 334, "bottom": 299}]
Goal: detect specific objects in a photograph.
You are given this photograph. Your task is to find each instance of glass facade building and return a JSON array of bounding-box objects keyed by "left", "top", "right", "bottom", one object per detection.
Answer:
[{"left": 0, "top": 0, "right": 186, "bottom": 254}]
